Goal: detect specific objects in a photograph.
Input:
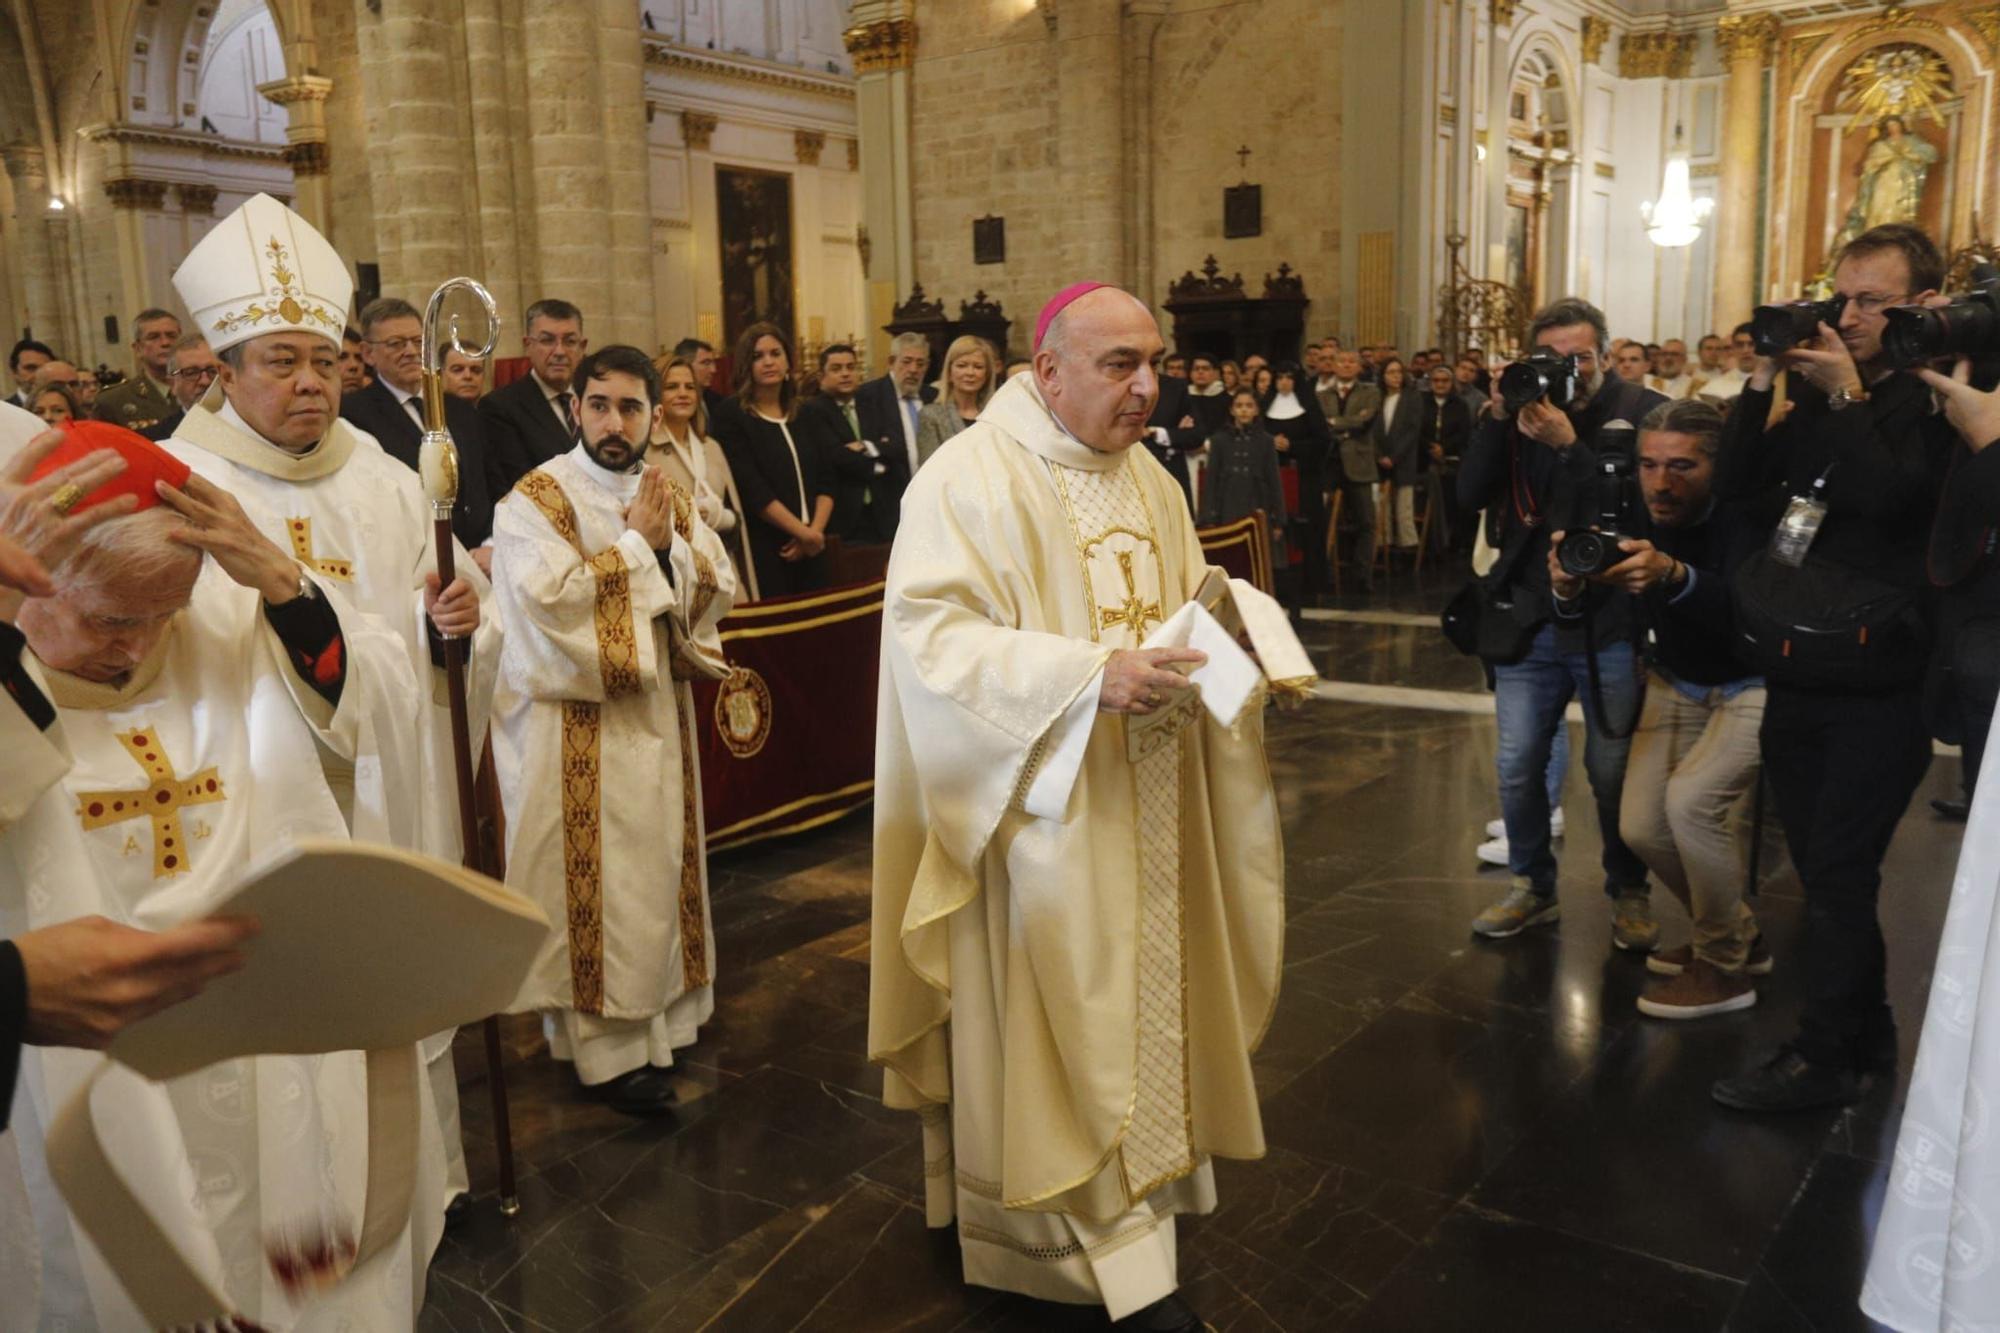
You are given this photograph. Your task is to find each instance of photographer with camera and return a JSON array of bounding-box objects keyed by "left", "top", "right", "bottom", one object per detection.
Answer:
[
  {"left": 1548, "top": 399, "right": 1778, "bottom": 1019},
  {"left": 1457, "top": 298, "right": 1667, "bottom": 946},
  {"left": 1708, "top": 222, "right": 1953, "bottom": 1114}
]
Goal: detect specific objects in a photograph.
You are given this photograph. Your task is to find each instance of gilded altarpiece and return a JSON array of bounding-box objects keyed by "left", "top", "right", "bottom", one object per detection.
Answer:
[{"left": 1768, "top": 5, "right": 2000, "bottom": 295}]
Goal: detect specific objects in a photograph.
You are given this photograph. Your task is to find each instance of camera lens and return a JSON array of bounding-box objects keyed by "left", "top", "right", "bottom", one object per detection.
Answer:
[
  {"left": 1499, "top": 362, "right": 1546, "bottom": 415},
  {"left": 1558, "top": 531, "right": 1609, "bottom": 578},
  {"left": 1750, "top": 302, "right": 1824, "bottom": 357},
  {"left": 1881, "top": 306, "right": 1945, "bottom": 366}
]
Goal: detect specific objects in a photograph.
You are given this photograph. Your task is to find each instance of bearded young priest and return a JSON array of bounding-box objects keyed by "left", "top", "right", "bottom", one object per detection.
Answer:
[
  {"left": 869, "top": 284, "right": 1288, "bottom": 1333},
  {"left": 0, "top": 424, "right": 441, "bottom": 1331},
  {"left": 491, "top": 345, "right": 736, "bottom": 1118},
  {"left": 159, "top": 192, "right": 497, "bottom": 1225}
]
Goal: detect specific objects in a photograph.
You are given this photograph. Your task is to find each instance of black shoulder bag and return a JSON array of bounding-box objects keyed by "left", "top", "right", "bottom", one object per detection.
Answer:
[{"left": 1441, "top": 439, "right": 1541, "bottom": 665}]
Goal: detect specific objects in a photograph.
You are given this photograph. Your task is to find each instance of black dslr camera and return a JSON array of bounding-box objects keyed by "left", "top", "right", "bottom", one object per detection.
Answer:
[
  {"left": 1749, "top": 296, "right": 1846, "bottom": 357},
  {"left": 1556, "top": 425, "right": 1646, "bottom": 578},
  {"left": 1498, "top": 349, "right": 1584, "bottom": 415},
  {"left": 1883, "top": 264, "right": 2000, "bottom": 388}
]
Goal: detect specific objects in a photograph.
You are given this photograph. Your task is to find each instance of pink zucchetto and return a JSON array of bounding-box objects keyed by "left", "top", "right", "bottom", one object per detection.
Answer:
[{"left": 1033, "top": 282, "right": 1113, "bottom": 352}]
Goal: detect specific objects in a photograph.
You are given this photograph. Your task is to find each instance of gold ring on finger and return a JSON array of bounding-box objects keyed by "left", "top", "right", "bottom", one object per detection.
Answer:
[
  {"left": 49, "top": 482, "right": 86, "bottom": 516},
  {"left": 1147, "top": 691, "right": 1161, "bottom": 706}
]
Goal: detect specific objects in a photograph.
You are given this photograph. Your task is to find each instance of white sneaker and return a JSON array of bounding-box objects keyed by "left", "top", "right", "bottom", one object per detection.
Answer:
[
  {"left": 1476, "top": 836, "right": 1510, "bottom": 867},
  {"left": 1483, "top": 809, "right": 1566, "bottom": 842}
]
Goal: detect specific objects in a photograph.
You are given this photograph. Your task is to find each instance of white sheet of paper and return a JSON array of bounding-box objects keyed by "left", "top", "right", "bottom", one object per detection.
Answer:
[{"left": 1142, "top": 599, "right": 1260, "bottom": 727}]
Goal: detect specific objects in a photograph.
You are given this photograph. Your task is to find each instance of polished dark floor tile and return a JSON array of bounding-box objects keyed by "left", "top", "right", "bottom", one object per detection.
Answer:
[
  {"left": 425, "top": 593, "right": 1962, "bottom": 1331},
  {"left": 1349, "top": 1204, "right": 1743, "bottom": 1333}
]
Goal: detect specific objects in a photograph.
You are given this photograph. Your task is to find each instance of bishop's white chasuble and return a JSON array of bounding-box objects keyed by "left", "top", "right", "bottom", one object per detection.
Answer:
[
  {"left": 0, "top": 573, "right": 443, "bottom": 1332},
  {"left": 166, "top": 396, "right": 501, "bottom": 1214},
  {"left": 869, "top": 375, "right": 1286, "bottom": 1318},
  {"left": 491, "top": 448, "right": 735, "bottom": 1083}
]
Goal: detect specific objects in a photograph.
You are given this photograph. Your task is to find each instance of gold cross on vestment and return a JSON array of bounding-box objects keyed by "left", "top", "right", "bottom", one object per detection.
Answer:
[
  {"left": 75, "top": 729, "right": 227, "bottom": 878},
  {"left": 285, "top": 516, "right": 353, "bottom": 581},
  {"left": 1099, "top": 550, "right": 1163, "bottom": 636}
]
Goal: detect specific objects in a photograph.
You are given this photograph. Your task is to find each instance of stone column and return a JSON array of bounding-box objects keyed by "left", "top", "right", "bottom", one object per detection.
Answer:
[
  {"left": 843, "top": 1, "right": 917, "bottom": 368},
  {"left": 594, "top": 0, "right": 654, "bottom": 348},
  {"left": 1054, "top": 0, "right": 1126, "bottom": 285},
  {"left": 460, "top": 0, "right": 528, "bottom": 329},
  {"left": 353, "top": 0, "right": 477, "bottom": 298},
  {"left": 1124, "top": 0, "right": 1168, "bottom": 309},
  {"left": 520, "top": 0, "right": 613, "bottom": 330},
  {"left": 1713, "top": 16, "right": 1777, "bottom": 332},
  {"left": 1483, "top": 0, "right": 1516, "bottom": 285},
  {"left": 259, "top": 76, "right": 336, "bottom": 236},
  {"left": 3, "top": 149, "right": 65, "bottom": 348}
]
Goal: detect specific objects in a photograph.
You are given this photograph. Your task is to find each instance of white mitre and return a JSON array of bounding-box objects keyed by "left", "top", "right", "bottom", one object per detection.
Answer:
[{"left": 172, "top": 192, "right": 351, "bottom": 354}]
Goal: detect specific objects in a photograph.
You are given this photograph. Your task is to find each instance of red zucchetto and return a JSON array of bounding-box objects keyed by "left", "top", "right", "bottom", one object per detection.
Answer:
[{"left": 27, "top": 420, "right": 191, "bottom": 515}]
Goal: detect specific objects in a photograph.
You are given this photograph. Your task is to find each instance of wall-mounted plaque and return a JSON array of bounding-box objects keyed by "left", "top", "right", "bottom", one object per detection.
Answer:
[
  {"left": 973, "top": 215, "right": 1006, "bottom": 265},
  {"left": 1224, "top": 184, "right": 1262, "bottom": 239}
]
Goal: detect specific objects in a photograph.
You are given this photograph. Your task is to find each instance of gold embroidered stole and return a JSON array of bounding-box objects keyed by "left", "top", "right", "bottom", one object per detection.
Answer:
[
  {"left": 512, "top": 467, "right": 711, "bottom": 1006},
  {"left": 1048, "top": 457, "right": 1196, "bottom": 1202}
]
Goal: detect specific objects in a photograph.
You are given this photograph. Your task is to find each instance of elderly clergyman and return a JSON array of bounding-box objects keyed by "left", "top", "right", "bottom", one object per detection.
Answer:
[
  {"left": 869, "top": 284, "right": 1293, "bottom": 1332},
  {"left": 0, "top": 423, "right": 439, "bottom": 1329}
]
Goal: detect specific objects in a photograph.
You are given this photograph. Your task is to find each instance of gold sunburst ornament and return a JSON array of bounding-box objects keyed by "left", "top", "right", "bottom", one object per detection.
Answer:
[{"left": 1840, "top": 44, "right": 1953, "bottom": 129}]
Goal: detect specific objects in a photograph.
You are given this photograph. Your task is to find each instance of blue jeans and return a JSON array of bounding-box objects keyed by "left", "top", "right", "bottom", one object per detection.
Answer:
[{"left": 1493, "top": 624, "right": 1648, "bottom": 897}]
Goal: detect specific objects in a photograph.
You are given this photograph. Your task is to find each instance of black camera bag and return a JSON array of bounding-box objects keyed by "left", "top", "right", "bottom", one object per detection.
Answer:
[
  {"left": 1442, "top": 521, "right": 1540, "bottom": 664},
  {"left": 1732, "top": 548, "right": 1928, "bottom": 691}
]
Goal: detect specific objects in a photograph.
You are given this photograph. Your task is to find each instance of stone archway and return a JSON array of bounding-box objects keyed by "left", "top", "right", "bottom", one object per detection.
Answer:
[{"left": 1501, "top": 42, "right": 1577, "bottom": 308}]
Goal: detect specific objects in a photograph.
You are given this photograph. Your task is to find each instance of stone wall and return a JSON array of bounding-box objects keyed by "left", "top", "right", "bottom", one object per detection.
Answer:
[
  {"left": 907, "top": 4, "right": 1061, "bottom": 356},
  {"left": 1150, "top": 0, "right": 1343, "bottom": 333},
  {"left": 907, "top": 0, "right": 1344, "bottom": 356}
]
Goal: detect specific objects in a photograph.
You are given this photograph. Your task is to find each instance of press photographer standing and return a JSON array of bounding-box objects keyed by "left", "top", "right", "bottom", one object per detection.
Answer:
[
  {"left": 1458, "top": 298, "right": 1667, "bottom": 946},
  {"left": 1549, "top": 400, "right": 1778, "bottom": 1019},
  {"left": 1709, "top": 223, "right": 1952, "bottom": 1113}
]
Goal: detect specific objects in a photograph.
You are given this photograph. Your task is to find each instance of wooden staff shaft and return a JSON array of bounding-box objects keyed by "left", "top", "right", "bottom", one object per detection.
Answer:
[{"left": 434, "top": 514, "right": 522, "bottom": 1217}]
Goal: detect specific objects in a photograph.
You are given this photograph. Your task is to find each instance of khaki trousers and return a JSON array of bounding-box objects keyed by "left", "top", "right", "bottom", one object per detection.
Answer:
[{"left": 1618, "top": 674, "right": 1764, "bottom": 969}]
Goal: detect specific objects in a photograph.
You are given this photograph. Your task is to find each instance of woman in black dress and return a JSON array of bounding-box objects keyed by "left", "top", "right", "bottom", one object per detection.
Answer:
[{"left": 709, "top": 321, "right": 836, "bottom": 598}]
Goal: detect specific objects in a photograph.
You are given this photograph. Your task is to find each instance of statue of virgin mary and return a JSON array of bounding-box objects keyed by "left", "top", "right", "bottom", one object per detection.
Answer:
[{"left": 1832, "top": 116, "right": 1939, "bottom": 250}]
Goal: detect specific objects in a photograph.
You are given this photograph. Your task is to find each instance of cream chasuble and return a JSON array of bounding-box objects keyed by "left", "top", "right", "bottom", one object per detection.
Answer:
[
  {"left": 491, "top": 448, "right": 735, "bottom": 1082},
  {"left": 164, "top": 397, "right": 502, "bottom": 1213},
  {"left": 869, "top": 375, "right": 1285, "bottom": 1317},
  {"left": 0, "top": 573, "right": 444, "bottom": 1332}
]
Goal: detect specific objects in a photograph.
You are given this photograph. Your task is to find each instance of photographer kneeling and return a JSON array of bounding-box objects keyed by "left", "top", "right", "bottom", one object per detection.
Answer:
[
  {"left": 1548, "top": 400, "right": 1776, "bottom": 1019},
  {"left": 1459, "top": 298, "right": 1667, "bottom": 945},
  {"left": 1708, "top": 222, "right": 1952, "bottom": 1114}
]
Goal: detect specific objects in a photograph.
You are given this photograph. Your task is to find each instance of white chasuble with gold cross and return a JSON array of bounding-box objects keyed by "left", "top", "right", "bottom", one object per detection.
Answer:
[
  {"left": 0, "top": 572, "right": 442, "bottom": 1332},
  {"left": 869, "top": 374, "right": 1286, "bottom": 1319},
  {"left": 489, "top": 447, "right": 736, "bottom": 1085}
]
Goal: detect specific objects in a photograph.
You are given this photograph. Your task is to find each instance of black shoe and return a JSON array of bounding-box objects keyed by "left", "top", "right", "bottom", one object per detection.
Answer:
[
  {"left": 1932, "top": 797, "right": 1972, "bottom": 822},
  {"left": 587, "top": 1066, "right": 676, "bottom": 1118},
  {"left": 1711, "top": 1046, "right": 1862, "bottom": 1112},
  {"left": 443, "top": 1191, "right": 472, "bottom": 1231},
  {"left": 1114, "top": 1292, "right": 1208, "bottom": 1332}
]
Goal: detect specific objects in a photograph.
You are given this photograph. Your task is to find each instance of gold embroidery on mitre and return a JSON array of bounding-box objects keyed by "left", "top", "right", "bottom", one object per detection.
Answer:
[
  {"left": 285, "top": 516, "right": 354, "bottom": 581},
  {"left": 559, "top": 699, "right": 606, "bottom": 1014},
  {"left": 211, "top": 236, "right": 341, "bottom": 336},
  {"left": 74, "top": 729, "right": 227, "bottom": 878}
]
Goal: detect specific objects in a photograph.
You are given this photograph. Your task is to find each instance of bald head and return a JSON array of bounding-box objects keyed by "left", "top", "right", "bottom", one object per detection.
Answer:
[{"left": 1032, "top": 287, "right": 1164, "bottom": 452}]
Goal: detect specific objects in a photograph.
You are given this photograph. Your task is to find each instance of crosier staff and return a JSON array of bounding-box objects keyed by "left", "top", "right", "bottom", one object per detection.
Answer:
[{"left": 417, "top": 278, "right": 522, "bottom": 1217}]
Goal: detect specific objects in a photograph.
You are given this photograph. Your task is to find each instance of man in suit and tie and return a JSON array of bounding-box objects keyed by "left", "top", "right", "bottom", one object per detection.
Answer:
[
  {"left": 1144, "top": 366, "right": 1206, "bottom": 512},
  {"left": 674, "top": 337, "right": 725, "bottom": 416},
  {"left": 6, "top": 339, "right": 52, "bottom": 409},
  {"left": 141, "top": 333, "right": 220, "bottom": 442},
  {"left": 1321, "top": 348, "right": 1384, "bottom": 592},
  {"left": 479, "top": 297, "right": 585, "bottom": 496},
  {"left": 852, "top": 332, "right": 934, "bottom": 539},
  {"left": 799, "top": 343, "right": 894, "bottom": 543},
  {"left": 341, "top": 296, "right": 498, "bottom": 564}
]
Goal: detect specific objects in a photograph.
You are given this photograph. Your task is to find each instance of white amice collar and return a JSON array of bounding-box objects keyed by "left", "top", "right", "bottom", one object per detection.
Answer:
[
  {"left": 566, "top": 441, "right": 645, "bottom": 501},
  {"left": 218, "top": 397, "right": 317, "bottom": 459}
]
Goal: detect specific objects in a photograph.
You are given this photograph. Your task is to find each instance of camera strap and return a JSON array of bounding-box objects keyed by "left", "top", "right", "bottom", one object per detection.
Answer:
[{"left": 1577, "top": 592, "right": 1647, "bottom": 742}]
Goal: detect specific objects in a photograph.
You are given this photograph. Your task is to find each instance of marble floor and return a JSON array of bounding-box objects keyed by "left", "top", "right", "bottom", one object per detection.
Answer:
[{"left": 421, "top": 574, "right": 1966, "bottom": 1333}]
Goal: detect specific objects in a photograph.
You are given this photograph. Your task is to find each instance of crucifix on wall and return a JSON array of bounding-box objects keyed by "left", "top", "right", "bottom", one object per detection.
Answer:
[{"left": 1225, "top": 144, "right": 1262, "bottom": 239}]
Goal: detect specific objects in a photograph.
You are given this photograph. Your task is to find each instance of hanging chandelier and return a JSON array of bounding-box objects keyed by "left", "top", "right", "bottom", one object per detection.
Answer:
[{"left": 1639, "top": 124, "right": 1713, "bottom": 248}]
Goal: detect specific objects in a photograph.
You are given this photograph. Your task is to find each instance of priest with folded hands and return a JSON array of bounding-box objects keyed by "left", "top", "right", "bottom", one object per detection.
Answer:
[{"left": 0, "top": 422, "right": 440, "bottom": 1331}]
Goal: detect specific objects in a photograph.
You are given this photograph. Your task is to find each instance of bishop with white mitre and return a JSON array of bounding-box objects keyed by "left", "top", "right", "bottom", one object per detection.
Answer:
[
  {"left": 491, "top": 345, "right": 735, "bottom": 1119},
  {"left": 161, "top": 192, "right": 497, "bottom": 1220},
  {"left": 0, "top": 424, "right": 441, "bottom": 1331},
  {"left": 868, "top": 284, "right": 1291, "bottom": 1332}
]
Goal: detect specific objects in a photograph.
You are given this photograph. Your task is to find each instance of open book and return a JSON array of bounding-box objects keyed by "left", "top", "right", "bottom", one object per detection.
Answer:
[{"left": 46, "top": 839, "right": 550, "bottom": 1329}]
